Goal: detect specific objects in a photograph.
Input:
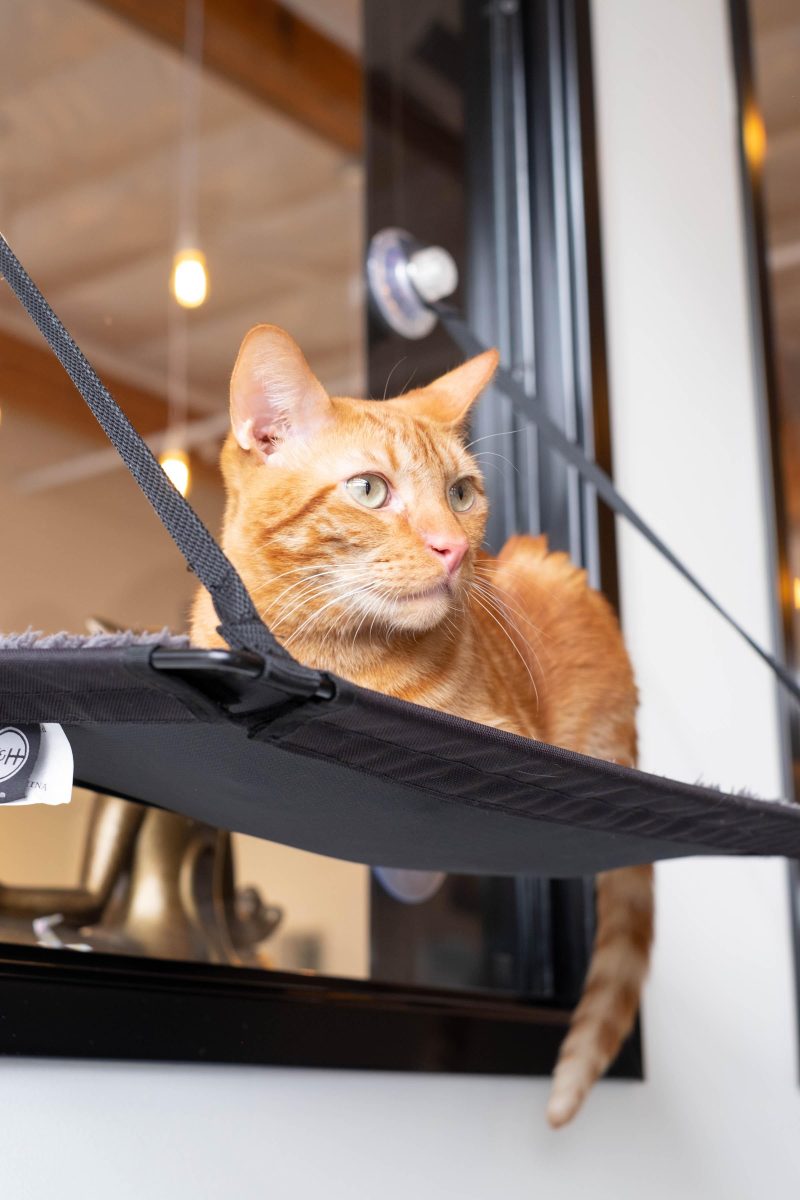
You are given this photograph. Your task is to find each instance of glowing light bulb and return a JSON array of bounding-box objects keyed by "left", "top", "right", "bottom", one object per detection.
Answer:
[
  {"left": 160, "top": 448, "right": 191, "bottom": 497},
  {"left": 743, "top": 106, "right": 766, "bottom": 171},
  {"left": 171, "top": 248, "right": 208, "bottom": 308}
]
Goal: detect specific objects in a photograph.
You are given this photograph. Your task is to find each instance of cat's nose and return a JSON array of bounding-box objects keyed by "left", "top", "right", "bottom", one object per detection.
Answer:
[{"left": 424, "top": 533, "right": 468, "bottom": 576}]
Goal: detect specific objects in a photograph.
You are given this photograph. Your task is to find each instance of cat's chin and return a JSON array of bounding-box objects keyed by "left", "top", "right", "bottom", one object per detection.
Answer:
[{"left": 384, "top": 582, "right": 455, "bottom": 632}]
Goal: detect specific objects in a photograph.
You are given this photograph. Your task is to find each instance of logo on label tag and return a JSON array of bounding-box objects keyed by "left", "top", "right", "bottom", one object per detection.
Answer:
[{"left": 0, "top": 727, "right": 30, "bottom": 782}]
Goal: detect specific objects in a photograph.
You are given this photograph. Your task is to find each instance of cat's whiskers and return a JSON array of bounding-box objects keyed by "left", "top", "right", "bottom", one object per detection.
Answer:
[
  {"left": 467, "top": 581, "right": 540, "bottom": 706},
  {"left": 470, "top": 573, "right": 544, "bottom": 654},
  {"left": 350, "top": 585, "right": 386, "bottom": 649},
  {"left": 263, "top": 567, "right": 344, "bottom": 618},
  {"left": 469, "top": 591, "right": 539, "bottom": 707},
  {"left": 315, "top": 576, "right": 386, "bottom": 646},
  {"left": 472, "top": 567, "right": 555, "bottom": 680},
  {"left": 254, "top": 563, "right": 343, "bottom": 613},
  {"left": 275, "top": 563, "right": 382, "bottom": 637},
  {"left": 279, "top": 584, "right": 361, "bottom": 648},
  {"left": 266, "top": 559, "right": 460, "bottom": 651},
  {"left": 472, "top": 565, "right": 549, "bottom": 647},
  {"left": 268, "top": 567, "right": 366, "bottom": 611},
  {"left": 476, "top": 558, "right": 577, "bottom": 630},
  {"left": 397, "top": 368, "right": 418, "bottom": 397},
  {"left": 464, "top": 427, "right": 527, "bottom": 451},
  {"left": 282, "top": 580, "right": 380, "bottom": 650},
  {"left": 472, "top": 578, "right": 542, "bottom": 657},
  {"left": 260, "top": 560, "right": 538, "bottom": 675},
  {"left": 264, "top": 574, "right": 349, "bottom": 632},
  {"left": 316, "top": 581, "right": 385, "bottom": 661},
  {"left": 472, "top": 450, "right": 519, "bottom": 476},
  {"left": 269, "top": 570, "right": 375, "bottom": 634},
  {"left": 263, "top": 563, "right": 332, "bottom": 587},
  {"left": 382, "top": 356, "right": 407, "bottom": 401},
  {"left": 368, "top": 592, "right": 388, "bottom": 644},
  {"left": 264, "top": 561, "right": 374, "bottom": 614},
  {"left": 255, "top": 567, "right": 347, "bottom": 633},
  {"left": 368, "top": 588, "right": 402, "bottom": 639},
  {"left": 349, "top": 579, "right": 426, "bottom": 647},
  {"left": 473, "top": 562, "right": 546, "bottom": 626},
  {"left": 439, "top": 609, "right": 460, "bottom": 647},
  {"left": 269, "top": 584, "right": 341, "bottom": 633}
]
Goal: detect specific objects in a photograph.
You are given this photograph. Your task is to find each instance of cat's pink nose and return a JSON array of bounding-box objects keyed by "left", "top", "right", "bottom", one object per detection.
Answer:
[{"left": 424, "top": 533, "right": 468, "bottom": 575}]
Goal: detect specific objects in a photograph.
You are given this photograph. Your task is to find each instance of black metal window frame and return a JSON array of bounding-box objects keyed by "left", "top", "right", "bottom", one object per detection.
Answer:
[
  {"left": 463, "top": 0, "right": 622, "bottom": 1011},
  {"left": 0, "top": 0, "right": 641, "bottom": 1082}
]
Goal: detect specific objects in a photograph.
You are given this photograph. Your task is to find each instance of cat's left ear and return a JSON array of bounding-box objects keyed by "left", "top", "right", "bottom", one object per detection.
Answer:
[
  {"left": 230, "top": 324, "right": 332, "bottom": 461},
  {"left": 390, "top": 349, "right": 499, "bottom": 428}
]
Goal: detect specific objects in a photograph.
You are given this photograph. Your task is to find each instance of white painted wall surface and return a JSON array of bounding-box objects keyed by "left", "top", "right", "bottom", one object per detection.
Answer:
[{"left": 3, "top": 2, "right": 800, "bottom": 1197}]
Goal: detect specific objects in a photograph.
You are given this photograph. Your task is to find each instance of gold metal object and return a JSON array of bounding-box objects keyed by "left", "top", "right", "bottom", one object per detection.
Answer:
[
  {"left": 0, "top": 618, "right": 282, "bottom": 965},
  {"left": 0, "top": 792, "right": 282, "bottom": 964}
]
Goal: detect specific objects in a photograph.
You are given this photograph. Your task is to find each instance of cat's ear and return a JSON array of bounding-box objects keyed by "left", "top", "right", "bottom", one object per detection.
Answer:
[
  {"left": 230, "top": 325, "right": 332, "bottom": 459},
  {"left": 391, "top": 349, "right": 499, "bottom": 427}
]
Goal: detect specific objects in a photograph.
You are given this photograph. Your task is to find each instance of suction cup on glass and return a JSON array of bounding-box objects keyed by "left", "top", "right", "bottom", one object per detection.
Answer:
[
  {"left": 366, "top": 228, "right": 458, "bottom": 340},
  {"left": 373, "top": 866, "right": 447, "bottom": 904}
]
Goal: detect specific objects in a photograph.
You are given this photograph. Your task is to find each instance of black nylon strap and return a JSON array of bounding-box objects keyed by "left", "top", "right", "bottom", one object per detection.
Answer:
[
  {"left": 434, "top": 301, "right": 800, "bottom": 708},
  {"left": 0, "top": 233, "right": 321, "bottom": 698}
]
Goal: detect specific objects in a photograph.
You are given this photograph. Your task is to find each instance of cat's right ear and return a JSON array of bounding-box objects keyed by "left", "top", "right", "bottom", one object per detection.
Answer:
[{"left": 230, "top": 325, "right": 332, "bottom": 461}]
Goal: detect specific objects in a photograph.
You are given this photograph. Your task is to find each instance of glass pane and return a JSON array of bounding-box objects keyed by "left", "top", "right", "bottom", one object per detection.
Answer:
[
  {"left": 0, "top": 0, "right": 369, "bottom": 978},
  {"left": 0, "top": 0, "right": 592, "bottom": 1006},
  {"left": 749, "top": 4, "right": 800, "bottom": 673}
]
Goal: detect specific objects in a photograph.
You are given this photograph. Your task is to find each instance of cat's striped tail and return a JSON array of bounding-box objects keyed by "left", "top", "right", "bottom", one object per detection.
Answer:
[{"left": 546, "top": 864, "right": 654, "bottom": 1128}]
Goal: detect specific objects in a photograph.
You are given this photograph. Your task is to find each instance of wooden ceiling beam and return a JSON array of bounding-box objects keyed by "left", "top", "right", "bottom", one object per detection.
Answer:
[
  {"left": 88, "top": 0, "right": 363, "bottom": 156},
  {"left": 0, "top": 327, "right": 218, "bottom": 482}
]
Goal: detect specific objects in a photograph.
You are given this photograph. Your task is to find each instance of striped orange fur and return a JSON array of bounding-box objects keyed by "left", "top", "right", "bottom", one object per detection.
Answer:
[{"left": 190, "top": 325, "right": 654, "bottom": 1127}]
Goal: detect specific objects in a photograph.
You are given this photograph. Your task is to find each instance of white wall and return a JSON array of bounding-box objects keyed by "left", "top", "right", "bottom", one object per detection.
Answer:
[{"left": 3, "top": 2, "right": 800, "bottom": 1196}]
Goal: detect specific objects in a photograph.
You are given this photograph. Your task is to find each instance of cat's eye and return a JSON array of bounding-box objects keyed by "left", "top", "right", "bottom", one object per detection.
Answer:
[
  {"left": 449, "top": 478, "right": 476, "bottom": 513},
  {"left": 345, "top": 473, "right": 390, "bottom": 509}
]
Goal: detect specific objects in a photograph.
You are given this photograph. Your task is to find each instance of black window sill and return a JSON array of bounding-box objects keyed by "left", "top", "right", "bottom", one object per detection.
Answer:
[{"left": 0, "top": 943, "right": 642, "bottom": 1079}]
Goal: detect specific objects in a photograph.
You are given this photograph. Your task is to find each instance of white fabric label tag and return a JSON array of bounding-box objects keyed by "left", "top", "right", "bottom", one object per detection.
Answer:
[{"left": 2, "top": 724, "right": 73, "bottom": 807}]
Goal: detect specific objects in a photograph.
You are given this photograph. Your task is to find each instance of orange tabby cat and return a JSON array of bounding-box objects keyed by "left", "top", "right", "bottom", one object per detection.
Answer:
[{"left": 191, "top": 325, "right": 654, "bottom": 1127}]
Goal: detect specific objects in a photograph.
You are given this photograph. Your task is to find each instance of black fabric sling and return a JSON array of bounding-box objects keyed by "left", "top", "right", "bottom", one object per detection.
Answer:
[{"left": 3, "top": 230, "right": 800, "bottom": 876}]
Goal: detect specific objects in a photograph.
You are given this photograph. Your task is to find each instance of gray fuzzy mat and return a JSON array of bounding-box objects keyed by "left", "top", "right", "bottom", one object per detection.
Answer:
[{"left": 0, "top": 629, "right": 190, "bottom": 650}]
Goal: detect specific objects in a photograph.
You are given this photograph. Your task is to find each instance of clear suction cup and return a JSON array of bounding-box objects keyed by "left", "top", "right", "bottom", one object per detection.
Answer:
[
  {"left": 373, "top": 866, "right": 447, "bottom": 905},
  {"left": 366, "top": 228, "right": 459, "bottom": 340}
]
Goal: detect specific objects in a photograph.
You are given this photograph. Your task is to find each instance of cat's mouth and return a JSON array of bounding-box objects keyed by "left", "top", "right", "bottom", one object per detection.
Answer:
[
  {"left": 397, "top": 581, "right": 451, "bottom": 605},
  {"left": 368, "top": 577, "right": 460, "bottom": 633}
]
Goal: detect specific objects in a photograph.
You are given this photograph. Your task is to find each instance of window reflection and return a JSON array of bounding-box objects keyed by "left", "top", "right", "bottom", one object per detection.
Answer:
[
  {"left": 0, "top": 0, "right": 367, "bottom": 977},
  {"left": 749, "top": 3, "right": 800, "bottom": 669}
]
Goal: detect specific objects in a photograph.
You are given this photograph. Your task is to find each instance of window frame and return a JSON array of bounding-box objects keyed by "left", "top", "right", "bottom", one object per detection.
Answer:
[{"left": 0, "top": 0, "right": 642, "bottom": 1082}]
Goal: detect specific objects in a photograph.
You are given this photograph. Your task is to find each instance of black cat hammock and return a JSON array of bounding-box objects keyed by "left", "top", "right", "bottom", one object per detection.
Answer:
[{"left": 2, "top": 229, "right": 800, "bottom": 878}]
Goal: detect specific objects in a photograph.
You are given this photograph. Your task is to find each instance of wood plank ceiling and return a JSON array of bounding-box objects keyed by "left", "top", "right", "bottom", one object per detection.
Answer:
[
  {"left": 0, "top": 0, "right": 364, "bottom": 477},
  {"left": 5, "top": 0, "right": 792, "bottom": 511}
]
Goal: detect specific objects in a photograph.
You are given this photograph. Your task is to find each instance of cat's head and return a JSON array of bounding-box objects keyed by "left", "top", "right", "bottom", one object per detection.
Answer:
[{"left": 220, "top": 325, "right": 497, "bottom": 647}]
